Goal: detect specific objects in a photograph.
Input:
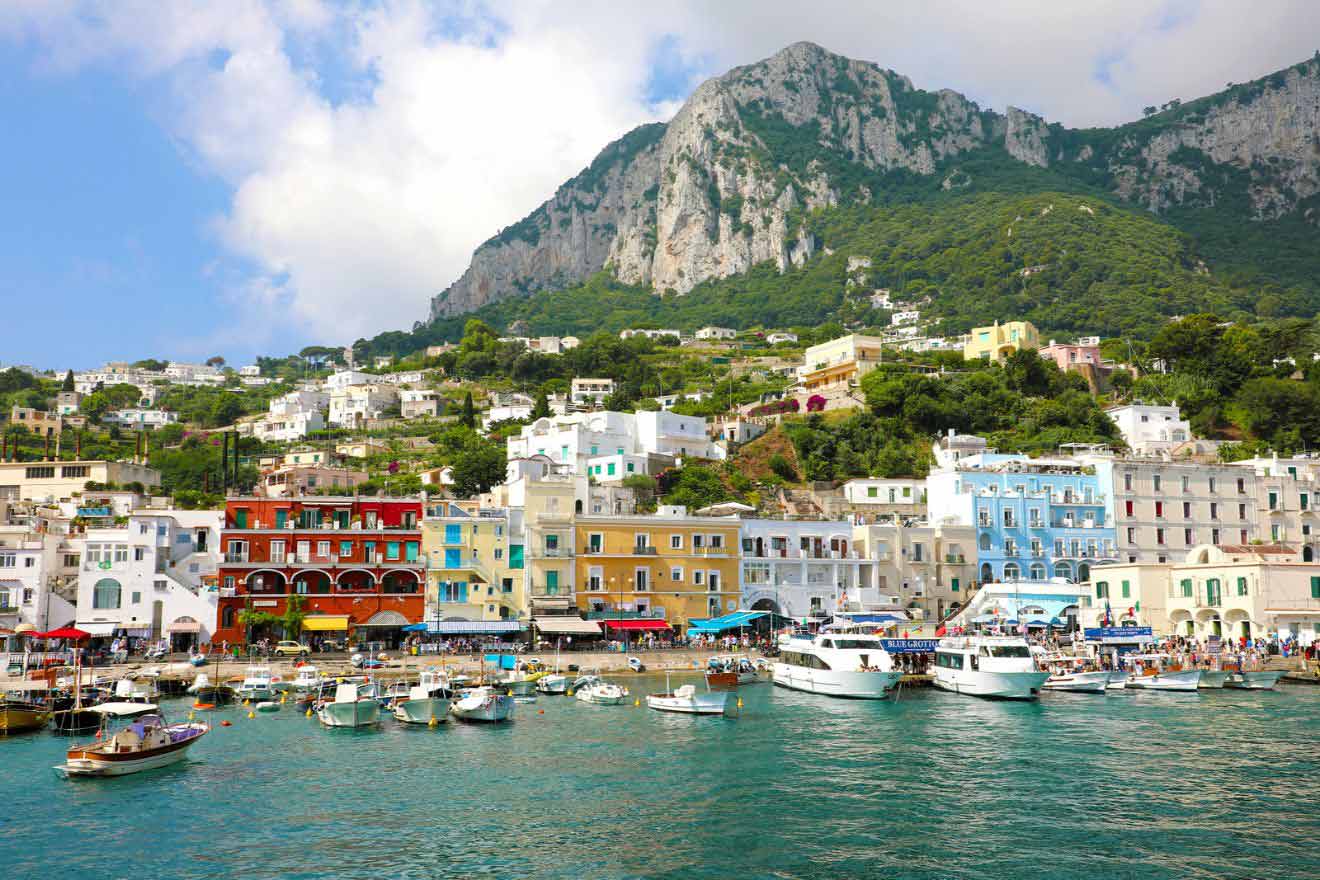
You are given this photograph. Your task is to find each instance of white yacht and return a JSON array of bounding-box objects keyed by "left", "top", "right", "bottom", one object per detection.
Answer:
[
  {"left": 772, "top": 629, "right": 901, "bottom": 699},
  {"left": 237, "top": 664, "right": 276, "bottom": 702},
  {"left": 933, "top": 635, "right": 1050, "bottom": 700}
]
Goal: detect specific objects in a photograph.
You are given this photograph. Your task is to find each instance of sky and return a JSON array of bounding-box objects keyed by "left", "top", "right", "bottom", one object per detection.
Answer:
[{"left": 2, "top": 0, "right": 1317, "bottom": 370}]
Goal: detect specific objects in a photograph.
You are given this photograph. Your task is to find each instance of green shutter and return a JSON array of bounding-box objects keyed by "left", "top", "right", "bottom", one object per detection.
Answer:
[
  {"left": 1311, "top": 576, "right": 1320, "bottom": 599},
  {"left": 1180, "top": 579, "right": 1192, "bottom": 598},
  {"left": 274, "top": 509, "right": 287, "bottom": 529},
  {"left": 1237, "top": 577, "right": 1247, "bottom": 596},
  {"left": 950, "top": 578, "right": 960, "bottom": 592},
  {"left": 1121, "top": 580, "right": 1130, "bottom": 598},
  {"left": 1096, "top": 582, "right": 1108, "bottom": 599}
]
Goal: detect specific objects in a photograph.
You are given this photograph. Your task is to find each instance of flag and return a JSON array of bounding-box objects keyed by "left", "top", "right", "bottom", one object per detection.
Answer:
[
  {"left": 1103, "top": 602, "right": 1113, "bottom": 627},
  {"left": 935, "top": 624, "right": 947, "bottom": 637}
]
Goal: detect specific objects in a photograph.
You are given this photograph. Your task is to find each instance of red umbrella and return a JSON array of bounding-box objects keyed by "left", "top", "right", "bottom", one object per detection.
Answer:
[{"left": 34, "top": 627, "right": 91, "bottom": 640}]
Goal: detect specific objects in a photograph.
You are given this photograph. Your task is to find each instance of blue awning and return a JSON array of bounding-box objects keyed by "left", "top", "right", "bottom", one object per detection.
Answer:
[
  {"left": 687, "top": 610, "right": 769, "bottom": 634},
  {"left": 842, "top": 613, "right": 906, "bottom": 625},
  {"left": 424, "top": 621, "right": 524, "bottom": 635},
  {"left": 401, "top": 623, "right": 429, "bottom": 632}
]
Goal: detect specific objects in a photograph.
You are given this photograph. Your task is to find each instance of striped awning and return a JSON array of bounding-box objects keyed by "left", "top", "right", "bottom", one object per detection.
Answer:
[
  {"left": 425, "top": 620, "right": 524, "bottom": 635},
  {"left": 165, "top": 620, "right": 202, "bottom": 634},
  {"left": 532, "top": 617, "right": 602, "bottom": 636}
]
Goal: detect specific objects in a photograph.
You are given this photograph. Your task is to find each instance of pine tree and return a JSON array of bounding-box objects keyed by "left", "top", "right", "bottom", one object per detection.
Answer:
[
  {"left": 61, "top": 370, "right": 74, "bottom": 392},
  {"left": 531, "top": 392, "right": 551, "bottom": 419},
  {"left": 460, "top": 391, "right": 476, "bottom": 428}
]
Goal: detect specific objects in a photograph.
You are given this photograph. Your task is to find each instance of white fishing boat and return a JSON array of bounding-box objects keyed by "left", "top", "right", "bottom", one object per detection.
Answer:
[
  {"left": 291, "top": 666, "right": 323, "bottom": 693},
  {"left": 1121, "top": 655, "right": 1202, "bottom": 692},
  {"left": 1225, "top": 670, "right": 1285, "bottom": 689},
  {"left": 1104, "top": 670, "right": 1129, "bottom": 690},
  {"left": 237, "top": 665, "right": 276, "bottom": 702},
  {"left": 112, "top": 676, "right": 157, "bottom": 705},
  {"left": 1035, "top": 651, "right": 1111, "bottom": 694},
  {"left": 55, "top": 707, "right": 207, "bottom": 778},
  {"left": 451, "top": 687, "right": 515, "bottom": 723},
  {"left": 576, "top": 680, "right": 629, "bottom": 705},
  {"left": 1198, "top": 670, "right": 1231, "bottom": 689},
  {"left": 646, "top": 683, "right": 730, "bottom": 715},
  {"left": 393, "top": 685, "right": 452, "bottom": 724},
  {"left": 772, "top": 628, "right": 901, "bottom": 699},
  {"left": 933, "top": 635, "right": 1050, "bottom": 700},
  {"left": 316, "top": 682, "right": 381, "bottom": 727},
  {"left": 536, "top": 674, "right": 569, "bottom": 695}
]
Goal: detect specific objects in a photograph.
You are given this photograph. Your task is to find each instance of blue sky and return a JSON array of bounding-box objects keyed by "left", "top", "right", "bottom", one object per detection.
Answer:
[{"left": 2, "top": 1, "right": 1316, "bottom": 372}]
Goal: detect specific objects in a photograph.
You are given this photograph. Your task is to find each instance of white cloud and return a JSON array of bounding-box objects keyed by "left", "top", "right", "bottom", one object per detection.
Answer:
[{"left": 3, "top": 1, "right": 1317, "bottom": 350}]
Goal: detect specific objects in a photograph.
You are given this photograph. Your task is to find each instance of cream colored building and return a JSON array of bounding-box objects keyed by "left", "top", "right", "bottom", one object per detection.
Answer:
[
  {"left": 0, "top": 460, "right": 160, "bottom": 502},
  {"left": 962, "top": 320, "right": 1040, "bottom": 362},
  {"left": 422, "top": 504, "right": 527, "bottom": 623},
  {"left": 798, "top": 334, "right": 885, "bottom": 393},
  {"left": 852, "top": 521, "right": 978, "bottom": 623},
  {"left": 1084, "top": 544, "right": 1320, "bottom": 643}
]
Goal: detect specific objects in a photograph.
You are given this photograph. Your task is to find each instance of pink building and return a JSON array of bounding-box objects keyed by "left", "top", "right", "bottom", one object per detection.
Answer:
[{"left": 1040, "top": 340, "right": 1103, "bottom": 373}]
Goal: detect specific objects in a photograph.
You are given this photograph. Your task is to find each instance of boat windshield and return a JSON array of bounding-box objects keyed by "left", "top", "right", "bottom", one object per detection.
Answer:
[
  {"left": 829, "top": 639, "right": 881, "bottom": 649},
  {"left": 990, "top": 646, "right": 1031, "bottom": 658}
]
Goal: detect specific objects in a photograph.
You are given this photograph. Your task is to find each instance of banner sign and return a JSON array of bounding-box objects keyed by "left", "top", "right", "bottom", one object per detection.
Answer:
[
  {"left": 1083, "top": 626, "right": 1154, "bottom": 644},
  {"left": 881, "top": 638, "right": 940, "bottom": 654}
]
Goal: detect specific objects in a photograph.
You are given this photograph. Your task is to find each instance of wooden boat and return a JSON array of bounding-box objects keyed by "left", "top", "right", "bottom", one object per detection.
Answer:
[
  {"left": 647, "top": 683, "right": 730, "bottom": 716},
  {"left": 705, "top": 656, "right": 758, "bottom": 689},
  {"left": 56, "top": 707, "right": 207, "bottom": 778},
  {"left": 0, "top": 700, "right": 52, "bottom": 734},
  {"left": 451, "top": 687, "right": 514, "bottom": 723}
]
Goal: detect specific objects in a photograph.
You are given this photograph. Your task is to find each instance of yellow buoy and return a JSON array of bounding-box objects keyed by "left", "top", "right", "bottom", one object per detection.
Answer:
[
  {"left": 428, "top": 716, "right": 438, "bottom": 728},
  {"left": 243, "top": 699, "right": 250, "bottom": 706},
  {"left": 634, "top": 698, "right": 641, "bottom": 707},
  {"left": 736, "top": 697, "right": 744, "bottom": 709},
  {"left": 305, "top": 708, "right": 313, "bottom": 718},
  {"left": 566, "top": 689, "right": 573, "bottom": 697},
  {"left": 187, "top": 711, "right": 195, "bottom": 721},
  {"left": 507, "top": 690, "right": 513, "bottom": 697},
  {"left": 247, "top": 711, "right": 255, "bottom": 719}
]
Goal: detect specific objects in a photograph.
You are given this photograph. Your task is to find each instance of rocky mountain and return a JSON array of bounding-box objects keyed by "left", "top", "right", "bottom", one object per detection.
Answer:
[{"left": 429, "top": 42, "right": 1320, "bottom": 321}]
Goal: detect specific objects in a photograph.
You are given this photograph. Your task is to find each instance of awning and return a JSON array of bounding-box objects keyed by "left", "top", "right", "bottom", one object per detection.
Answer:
[
  {"left": 302, "top": 615, "right": 351, "bottom": 632},
  {"left": 532, "top": 617, "right": 602, "bottom": 636},
  {"left": 359, "top": 610, "right": 410, "bottom": 627},
  {"left": 425, "top": 620, "right": 524, "bottom": 635},
  {"left": 75, "top": 622, "right": 118, "bottom": 637},
  {"left": 165, "top": 620, "right": 201, "bottom": 634},
  {"left": 600, "top": 619, "right": 671, "bottom": 632},
  {"left": 531, "top": 597, "right": 572, "bottom": 611},
  {"left": 841, "top": 612, "right": 907, "bottom": 625},
  {"left": 687, "top": 610, "right": 768, "bottom": 634},
  {"left": 401, "top": 623, "right": 429, "bottom": 632}
]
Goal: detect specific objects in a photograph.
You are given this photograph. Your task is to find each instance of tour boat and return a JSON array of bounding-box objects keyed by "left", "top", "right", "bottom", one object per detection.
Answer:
[
  {"left": 576, "top": 680, "right": 629, "bottom": 705},
  {"left": 1225, "top": 670, "right": 1285, "bottom": 689},
  {"left": 56, "top": 707, "right": 208, "bottom": 778},
  {"left": 933, "top": 635, "right": 1050, "bottom": 700},
  {"left": 316, "top": 682, "right": 381, "bottom": 728},
  {"left": 772, "top": 629, "right": 902, "bottom": 699},
  {"left": 1035, "top": 651, "right": 1110, "bottom": 694},
  {"left": 237, "top": 665, "right": 276, "bottom": 702},
  {"left": 646, "top": 683, "right": 730, "bottom": 715},
  {"left": 451, "top": 687, "right": 515, "bottom": 723},
  {"left": 1121, "top": 655, "right": 1202, "bottom": 692},
  {"left": 392, "top": 685, "right": 452, "bottom": 724}
]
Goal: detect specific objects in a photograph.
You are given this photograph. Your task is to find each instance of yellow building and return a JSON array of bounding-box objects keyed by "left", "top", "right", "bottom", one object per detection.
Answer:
[
  {"left": 798, "top": 334, "right": 885, "bottom": 393},
  {"left": 422, "top": 504, "right": 526, "bottom": 625},
  {"left": 573, "top": 507, "right": 741, "bottom": 635},
  {"left": 963, "top": 320, "right": 1040, "bottom": 362}
]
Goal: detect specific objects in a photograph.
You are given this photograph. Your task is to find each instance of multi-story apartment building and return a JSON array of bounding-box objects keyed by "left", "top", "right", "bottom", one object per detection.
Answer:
[
  {"left": 927, "top": 454, "right": 1116, "bottom": 584},
  {"left": 246, "top": 389, "right": 328, "bottom": 442},
  {"left": 259, "top": 465, "right": 368, "bottom": 498},
  {"left": 400, "top": 388, "right": 441, "bottom": 419},
  {"left": 840, "top": 478, "right": 926, "bottom": 518},
  {"left": 1230, "top": 455, "right": 1320, "bottom": 554},
  {"left": 738, "top": 519, "right": 868, "bottom": 620},
  {"left": 694, "top": 326, "right": 737, "bottom": 341},
  {"left": 328, "top": 384, "right": 399, "bottom": 429},
  {"left": 422, "top": 503, "right": 526, "bottom": 632},
  {"left": 1087, "top": 457, "right": 1260, "bottom": 564},
  {"left": 213, "top": 497, "right": 424, "bottom": 647},
  {"left": 570, "top": 378, "right": 615, "bottom": 408},
  {"left": 1105, "top": 403, "right": 1192, "bottom": 455},
  {"left": 9, "top": 407, "right": 62, "bottom": 436},
  {"left": 851, "top": 521, "right": 978, "bottom": 622},
  {"left": 576, "top": 507, "right": 741, "bottom": 633},
  {"left": 0, "top": 517, "right": 77, "bottom": 632},
  {"left": 75, "top": 510, "right": 221, "bottom": 647},
  {"left": 962, "top": 320, "right": 1040, "bottom": 362},
  {"left": 104, "top": 408, "right": 180, "bottom": 430},
  {"left": 0, "top": 460, "right": 161, "bottom": 502},
  {"left": 797, "top": 334, "right": 885, "bottom": 394},
  {"left": 507, "top": 410, "right": 722, "bottom": 476}
]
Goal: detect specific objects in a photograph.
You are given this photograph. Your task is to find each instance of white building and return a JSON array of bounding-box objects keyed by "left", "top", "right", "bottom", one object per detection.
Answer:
[
  {"left": 570, "top": 378, "right": 615, "bottom": 408},
  {"left": 104, "top": 409, "right": 180, "bottom": 430},
  {"left": 852, "top": 521, "right": 978, "bottom": 622},
  {"left": 325, "top": 369, "right": 386, "bottom": 390},
  {"left": 328, "top": 384, "right": 399, "bottom": 428},
  {"left": 75, "top": 510, "right": 222, "bottom": 646},
  {"left": 239, "top": 365, "right": 261, "bottom": 377},
  {"left": 739, "top": 519, "right": 867, "bottom": 620},
  {"left": 766, "top": 332, "right": 798, "bottom": 345},
  {"left": 655, "top": 390, "right": 708, "bottom": 410},
  {"left": 1106, "top": 402, "right": 1191, "bottom": 455},
  {"left": 619, "top": 328, "right": 681, "bottom": 342},
  {"left": 842, "top": 478, "right": 926, "bottom": 513},
  {"left": 695, "top": 326, "right": 737, "bottom": 341},
  {"left": 0, "top": 526, "right": 77, "bottom": 632},
  {"left": 400, "top": 388, "right": 442, "bottom": 419},
  {"left": 252, "top": 410, "right": 325, "bottom": 443},
  {"left": 891, "top": 310, "right": 921, "bottom": 326},
  {"left": 931, "top": 430, "right": 991, "bottom": 469},
  {"left": 507, "top": 410, "right": 722, "bottom": 476}
]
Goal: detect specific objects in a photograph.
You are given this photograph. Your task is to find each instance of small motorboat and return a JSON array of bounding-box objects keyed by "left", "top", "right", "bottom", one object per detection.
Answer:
[
  {"left": 646, "top": 683, "right": 730, "bottom": 716},
  {"left": 627, "top": 657, "right": 647, "bottom": 673},
  {"left": 237, "top": 665, "right": 276, "bottom": 702},
  {"left": 55, "top": 707, "right": 208, "bottom": 778},
  {"left": 291, "top": 666, "right": 324, "bottom": 694},
  {"left": 536, "top": 674, "right": 568, "bottom": 695},
  {"left": 0, "top": 700, "right": 52, "bottom": 734},
  {"left": 451, "top": 687, "right": 515, "bottom": 723},
  {"left": 255, "top": 701, "right": 281, "bottom": 713},
  {"left": 1122, "top": 655, "right": 1202, "bottom": 692},
  {"left": 316, "top": 683, "right": 380, "bottom": 728},
  {"left": 576, "top": 680, "right": 629, "bottom": 705},
  {"left": 393, "top": 685, "right": 452, "bottom": 724},
  {"left": 1198, "top": 670, "right": 1231, "bottom": 689},
  {"left": 1225, "top": 670, "right": 1285, "bottom": 689},
  {"left": 705, "top": 656, "right": 759, "bottom": 689},
  {"left": 1036, "top": 652, "right": 1110, "bottom": 694}
]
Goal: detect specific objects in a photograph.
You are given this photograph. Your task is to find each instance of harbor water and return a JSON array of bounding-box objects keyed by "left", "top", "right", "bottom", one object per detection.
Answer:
[{"left": 4, "top": 676, "right": 1319, "bottom": 879}]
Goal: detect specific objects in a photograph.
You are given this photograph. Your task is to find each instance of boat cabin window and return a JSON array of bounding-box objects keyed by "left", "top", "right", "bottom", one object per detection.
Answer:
[
  {"left": 935, "top": 652, "right": 964, "bottom": 670},
  {"left": 830, "top": 639, "right": 880, "bottom": 650},
  {"left": 989, "top": 645, "right": 1031, "bottom": 658}
]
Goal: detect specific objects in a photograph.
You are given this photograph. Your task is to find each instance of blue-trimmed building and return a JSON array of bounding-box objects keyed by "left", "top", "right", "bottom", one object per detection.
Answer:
[{"left": 927, "top": 454, "right": 1117, "bottom": 585}]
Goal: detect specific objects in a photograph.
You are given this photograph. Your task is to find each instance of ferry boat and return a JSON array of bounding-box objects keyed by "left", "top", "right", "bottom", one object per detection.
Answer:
[
  {"left": 933, "top": 635, "right": 1050, "bottom": 700},
  {"left": 56, "top": 706, "right": 207, "bottom": 778},
  {"left": 772, "top": 629, "right": 901, "bottom": 699}
]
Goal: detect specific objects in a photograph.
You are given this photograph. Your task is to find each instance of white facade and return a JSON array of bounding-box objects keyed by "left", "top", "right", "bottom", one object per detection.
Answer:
[
  {"left": 270, "top": 389, "right": 329, "bottom": 417},
  {"left": 655, "top": 390, "right": 708, "bottom": 410},
  {"left": 570, "top": 378, "right": 615, "bottom": 408},
  {"left": 400, "top": 388, "right": 441, "bottom": 419},
  {"left": 695, "top": 326, "right": 737, "bottom": 341},
  {"left": 239, "top": 365, "right": 261, "bottom": 377},
  {"left": 739, "top": 519, "right": 866, "bottom": 620},
  {"left": 931, "top": 430, "right": 991, "bottom": 469},
  {"left": 507, "top": 410, "right": 721, "bottom": 476},
  {"left": 1107, "top": 403, "right": 1191, "bottom": 454},
  {"left": 842, "top": 478, "right": 926, "bottom": 510},
  {"left": 75, "top": 511, "right": 222, "bottom": 644},
  {"left": 325, "top": 369, "right": 386, "bottom": 390},
  {"left": 634, "top": 410, "right": 723, "bottom": 461},
  {"left": 619, "top": 328, "right": 681, "bottom": 342},
  {"left": 252, "top": 409, "right": 325, "bottom": 443},
  {"left": 766, "top": 332, "right": 798, "bottom": 345},
  {"left": 328, "top": 384, "right": 399, "bottom": 428},
  {"left": 891, "top": 310, "right": 921, "bottom": 326},
  {"left": 0, "top": 528, "right": 76, "bottom": 631},
  {"left": 105, "top": 409, "right": 180, "bottom": 429}
]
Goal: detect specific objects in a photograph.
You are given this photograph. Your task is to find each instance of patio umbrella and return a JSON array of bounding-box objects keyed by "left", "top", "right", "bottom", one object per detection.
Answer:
[{"left": 34, "top": 626, "right": 91, "bottom": 640}]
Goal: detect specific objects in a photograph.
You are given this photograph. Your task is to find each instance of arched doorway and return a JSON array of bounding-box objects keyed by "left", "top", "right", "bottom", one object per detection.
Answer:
[
  {"left": 980, "top": 563, "right": 993, "bottom": 583},
  {"left": 750, "top": 597, "right": 781, "bottom": 615}
]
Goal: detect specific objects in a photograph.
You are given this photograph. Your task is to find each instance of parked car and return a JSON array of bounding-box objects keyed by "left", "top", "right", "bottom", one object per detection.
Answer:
[{"left": 273, "top": 640, "right": 310, "bottom": 657}]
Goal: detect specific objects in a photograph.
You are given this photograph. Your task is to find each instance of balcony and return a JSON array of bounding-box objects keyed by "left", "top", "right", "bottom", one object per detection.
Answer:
[
  {"left": 944, "top": 554, "right": 966, "bottom": 563},
  {"left": 632, "top": 546, "right": 658, "bottom": 556}
]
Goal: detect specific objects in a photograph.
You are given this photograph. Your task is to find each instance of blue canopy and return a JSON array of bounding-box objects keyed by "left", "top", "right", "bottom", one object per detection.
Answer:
[
  {"left": 687, "top": 610, "right": 769, "bottom": 635},
  {"left": 425, "top": 621, "right": 524, "bottom": 635},
  {"left": 839, "top": 613, "right": 906, "bottom": 625},
  {"left": 401, "top": 623, "right": 429, "bottom": 632}
]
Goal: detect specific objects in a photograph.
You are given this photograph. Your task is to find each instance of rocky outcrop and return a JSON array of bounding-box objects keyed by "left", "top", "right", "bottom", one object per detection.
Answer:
[{"left": 429, "top": 46, "right": 1320, "bottom": 321}]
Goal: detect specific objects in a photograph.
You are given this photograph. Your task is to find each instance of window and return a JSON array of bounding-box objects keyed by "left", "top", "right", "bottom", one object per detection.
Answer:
[
  {"left": 950, "top": 578, "right": 960, "bottom": 592},
  {"left": 1237, "top": 479, "right": 1246, "bottom": 494},
  {"left": 1181, "top": 475, "right": 1190, "bottom": 493},
  {"left": 1210, "top": 502, "right": 1218, "bottom": 520},
  {"left": 386, "top": 541, "right": 400, "bottom": 561},
  {"left": 1121, "top": 580, "right": 1130, "bottom": 599},
  {"left": 61, "top": 465, "right": 88, "bottom": 478},
  {"left": 1096, "top": 581, "right": 1109, "bottom": 599},
  {"left": 1184, "top": 528, "right": 1194, "bottom": 545},
  {"left": 669, "top": 534, "right": 682, "bottom": 550},
  {"left": 1154, "top": 501, "right": 1164, "bottom": 518},
  {"left": 588, "top": 567, "right": 603, "bottom": 591},
  {"left": 710, "top": 534, "right": 723, "bottom": 550},
  {"left": 1182, "top": 502, "right": 1191, "bottom": 518},
  {"left": 494, "top": 547, "right": 503, "bottom": 561},
  {"left": 1179, "top": 578, "right": 1193, "bottom": 598},
  {"left": 1237, "top": 577, "right": 1248, "bottom": 597},
  {"left": 693, "top": 570, "right": 703, "bottom": 585},
  {"left": 1240, "top": 529, "right": 1248, "bottom": 544},
  {"left": 635, "top": 568, "right": 649, "bottom": 591},
  {"left": 671, "top": 567, "right": 684, "bottom": 582},
  {"left": 1152, "top": 475, "right": 1162, "bottom": 493},
  {"left": 1124, "top": 500, "right": 1134, "bottom": 517},
  {"left": 1303, "top": 493, "right": 1311, "bottom": 511},
  {"left": 693, "top": 534, "right": 705, "bottom": 549},
  {"left": 1124, "top": 473, "right": 1133, "bottom": 491},
  {"left": 1269, "top": 491, "right": 1279, "bottom": 510},
  {"left": 93, "top": 578, "right": 121, "bottom": 609},
  {"left": 867, "top": 486, "right": 878, "bottom": 498},
  {"left": 24, "top": 466, "right": 55, "bottom": 479},
  {"left": 1312, "top": 576, "right": 1320, "bottom": 599},
  {"left": 502, "top": 578, "right": 513, "bottom": 594},
  {"left": 1156, "top": 528, "right": 1165, "bottom": 545},
  {"left": 1003, "top": 510, "right": 1015, "bottom": 527},
  {"left": 1272, "top": 524, "right": 1282, "bottom": 542},
  {"left": 130, "top": 590, "right": 141, "bottom": 605},
  {"left": 63, "top": 554, "right": 79, "bottom": 567},
  {"left": 1126, "top": 527, "right": 1136, "bottom": 544}
]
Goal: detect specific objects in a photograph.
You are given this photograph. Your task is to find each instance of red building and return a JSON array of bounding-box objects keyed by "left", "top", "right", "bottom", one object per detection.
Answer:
[{"left": 214, "top": 496, "right": 425, "bottom": 646}]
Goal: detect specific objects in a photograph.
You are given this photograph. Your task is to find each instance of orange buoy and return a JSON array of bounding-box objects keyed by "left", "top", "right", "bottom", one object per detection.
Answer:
[
  {"left": 538, "top": 709, "right": 544, "bottom": 714},
  {"left": 220, "top": 720, "right": 232, "bottom": 727},
  {"left": 194, "top": 702, "right": 215, "bottom": 710}
]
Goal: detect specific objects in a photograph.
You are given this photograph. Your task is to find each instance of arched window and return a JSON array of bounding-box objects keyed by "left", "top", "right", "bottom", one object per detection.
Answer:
[
  {"left": 93, "top": 578, "right": 121, "bottom": 610},
  {"left": 1054, "top": 562, "right": 1073, "bottom": 582},
  {"left": 1003, "top": 562, "right": 1020, "bottom": 580},
  {"left": 980, "top": 563, "right": 993, "bottom": 583},
  {"left": 978, "top": 533, "right": 991, "bottom": 551},
  {"left": 1029, "top": 563, "right": 1046, "bottom": 580},
  {"left": 1077, "top": 562, "right": 1090, "bottom": 583},
  {"left": 221, "top": 606, "right": 235, "bottom": 628}
]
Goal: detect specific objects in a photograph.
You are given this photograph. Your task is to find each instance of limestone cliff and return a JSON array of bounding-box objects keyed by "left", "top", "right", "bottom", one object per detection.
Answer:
[{"left": 429, "top": 44, "right": 1320, "bottom": 320}]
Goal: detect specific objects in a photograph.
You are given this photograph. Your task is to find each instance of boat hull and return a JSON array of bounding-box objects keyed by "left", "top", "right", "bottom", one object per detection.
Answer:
[
  {"left": 317, "top": 700, "right": 380, "bottom": 728},
  {"left": 536, "top": 676, "right": 568, "bottom": 695},
  {"left": 771, "top": 664, "right": 902, "bottom": 699},
  {"left": 1041, "top": 670, "right": 1111, "bottom": 694},
  {"left": 1198, "top": 671, "right": 1231, "bottom": 689},
  {"left": 1225, "top": 670, "right": 1284, "bottom": 690},
  {"left": 1125, "top": 669, "right": 1202, "bottom": 692},
  {"left": 0, "top": 704, "right": 52, "bottom": 734},
  {"left": 452, "top": 694, "right": 515, "bottom": 723},
  {"left": 933, "top": 670, "right": 1051, "bottom": 700},
  {"left": 393, "top": 697, "right": 452, "bottom": 724},
  {"left": 646, "top": 693, "right": 730, "bottom": 715},
  {"left": 576, "top": 686, "right": 627, "bottom": 705},
  {"left": 57, "top": 724, "right": 207, "bottom": 778},
  {"left": 50, "top": 708, "right": 104, "bottom": 735},
  {"left": 1105, "top": 671, "right": 1128, "bottom": 690}
]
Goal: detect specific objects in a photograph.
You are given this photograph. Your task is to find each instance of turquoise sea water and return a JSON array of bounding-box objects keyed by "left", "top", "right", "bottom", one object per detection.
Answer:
[{"left": 4, "top": 677, "right": 1319, "bottom": 879}]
